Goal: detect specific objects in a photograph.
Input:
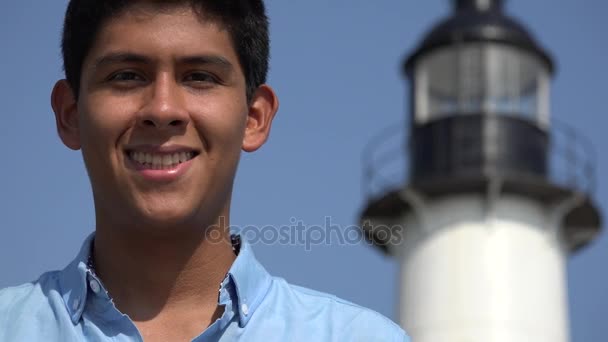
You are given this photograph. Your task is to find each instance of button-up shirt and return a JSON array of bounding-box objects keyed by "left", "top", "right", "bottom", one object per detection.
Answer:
[{"left": 0, "top": 234, "right": 408, "bottom": 341}]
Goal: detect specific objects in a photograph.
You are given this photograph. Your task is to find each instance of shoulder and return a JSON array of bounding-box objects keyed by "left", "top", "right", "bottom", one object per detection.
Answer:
[
  {"left": 0, "top": 271, "right": 63, "bottom": 308},
  {"left": 1, "top": 274, "right": 49, "bottom": 311},
  {"left": 0, "top": 272, "right": 70, "bottom": 340},
  {"left": 254, "top": 276, "right": 409, "bottom": 341}
]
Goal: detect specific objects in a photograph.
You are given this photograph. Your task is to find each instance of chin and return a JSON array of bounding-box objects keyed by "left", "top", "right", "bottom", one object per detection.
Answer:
[
  {"left": 142, "top": 206, "right": 194, "bottom": 224},
  {"left": 128, "top": 213, "right": 199, "bottom": 238}
]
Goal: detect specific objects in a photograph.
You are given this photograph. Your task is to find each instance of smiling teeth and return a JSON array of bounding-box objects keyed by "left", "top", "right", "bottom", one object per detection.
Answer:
[{"left": 129, "top": 151, "right": 195, "bottom": 169}]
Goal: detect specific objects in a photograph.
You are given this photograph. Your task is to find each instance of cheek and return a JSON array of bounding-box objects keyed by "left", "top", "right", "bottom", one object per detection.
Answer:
[
  {"left": 77, "top": 98, "right": 134, "bottom": 158},
  {"left": 190, "top": 98, "right": 248, "bottom": 152},
  {"left": 84, "top": 95, "right": 136, "bottom": 134}
]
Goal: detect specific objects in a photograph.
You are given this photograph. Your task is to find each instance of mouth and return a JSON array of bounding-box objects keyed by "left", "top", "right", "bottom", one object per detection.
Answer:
[{"left": 126, "top": 150, "right": 199, "bottom": 170}]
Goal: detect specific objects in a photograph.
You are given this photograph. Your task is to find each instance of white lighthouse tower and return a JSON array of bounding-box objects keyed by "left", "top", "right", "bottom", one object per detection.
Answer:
[{"left": 360, "top": 1, "right": 601, "bottom": 341}]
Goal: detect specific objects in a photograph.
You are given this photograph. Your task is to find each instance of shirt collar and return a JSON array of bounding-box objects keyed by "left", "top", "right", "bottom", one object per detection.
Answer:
[
  {"left": 227, "top": 234, "right": 273, "bottom": 327},
  {"left": 58, "top": 232, "right": 94, "bottom": 324},
  {"left": 58, "top": 232, "right": 272, "bottom": 327}
]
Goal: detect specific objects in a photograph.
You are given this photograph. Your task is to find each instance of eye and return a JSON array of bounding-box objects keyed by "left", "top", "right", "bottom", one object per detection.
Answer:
[
  {"left": 184, "top": 72, "right": 219, "bottom": 84},
  {"left": 107, "top": 71, "right": 145, "bottom": 82}
]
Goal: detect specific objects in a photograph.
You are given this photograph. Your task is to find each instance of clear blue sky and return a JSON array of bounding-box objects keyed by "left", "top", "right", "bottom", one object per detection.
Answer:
[{"left": 0, "top": 1, "right": 605, "bottom": 341}]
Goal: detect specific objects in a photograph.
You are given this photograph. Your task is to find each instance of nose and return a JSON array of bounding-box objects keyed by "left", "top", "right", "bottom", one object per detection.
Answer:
[{"left": 137, "top": 74, "right": 189, "bottom": 130}]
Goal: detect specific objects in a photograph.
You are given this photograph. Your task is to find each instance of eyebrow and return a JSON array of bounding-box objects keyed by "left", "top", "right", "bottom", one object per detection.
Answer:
[
  {"left": 92, "top": 52, "right": 235, "bottom": 71},
  {"left": 179, "top": 55, "right": 233, "bottom": 70},
  {"left": 92, "top": 53, "right": 151, "bottom": 70}
]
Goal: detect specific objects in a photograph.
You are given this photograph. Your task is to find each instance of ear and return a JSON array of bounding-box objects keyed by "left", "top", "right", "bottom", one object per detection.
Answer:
[
  {"left": 242, "top": 84, "right": 279, "bottom": 152},
  {"left": 51, "top": 80, "right": 81, "bottom": 150}
]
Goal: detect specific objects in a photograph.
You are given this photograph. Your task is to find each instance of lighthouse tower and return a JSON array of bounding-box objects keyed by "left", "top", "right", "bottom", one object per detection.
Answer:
[{"left": 360, "top": 1, "right": 601, "bottom": 341}]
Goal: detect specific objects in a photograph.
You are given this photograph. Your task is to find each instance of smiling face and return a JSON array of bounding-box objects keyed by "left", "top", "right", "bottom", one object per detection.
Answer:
[{"left": 52, "top": 4, "right": 278, "bottom": 234}]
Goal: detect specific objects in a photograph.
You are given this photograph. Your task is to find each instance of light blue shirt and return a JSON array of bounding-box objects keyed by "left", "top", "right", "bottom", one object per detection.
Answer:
[{"left": 0, "top": 234, "right": 408, "bottom": 341}]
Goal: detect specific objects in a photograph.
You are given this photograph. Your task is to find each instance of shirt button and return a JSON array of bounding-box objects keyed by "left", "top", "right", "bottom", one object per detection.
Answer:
[
  {"left": 72, "top": 298, "right": 80, "bottom": 311},
  {"left": 89, "top": 279, "right": 101, "bottom": 294},
  {"left": 241, "top": 303, "right": 249, "bottom": 316}
]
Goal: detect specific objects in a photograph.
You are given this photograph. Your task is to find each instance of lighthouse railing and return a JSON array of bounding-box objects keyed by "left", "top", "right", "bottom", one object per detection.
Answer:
[
  {"left": 361, "top": 123, "right": 408, "bottom": 199},
  {"left": 549, "top": 118, "right": 597, "bottom": 195},
  {"left": 362, "top": 117, "right": 597, "bottom": 200}
]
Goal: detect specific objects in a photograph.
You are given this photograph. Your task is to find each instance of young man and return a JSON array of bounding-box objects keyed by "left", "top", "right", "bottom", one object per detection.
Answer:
[{"left": 0, "top": 1, "right": 408, "bottom": 341}]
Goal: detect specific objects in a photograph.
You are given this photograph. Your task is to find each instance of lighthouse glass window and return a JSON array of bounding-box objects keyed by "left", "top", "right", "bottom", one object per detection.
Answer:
[{"left": 414, "top": 43, "right": 550, "bottom": 126}]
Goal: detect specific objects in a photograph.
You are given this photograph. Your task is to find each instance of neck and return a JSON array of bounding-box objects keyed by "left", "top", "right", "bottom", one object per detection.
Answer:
[{"left": 91, "top": 213, "right": 236, "bottom": 324}]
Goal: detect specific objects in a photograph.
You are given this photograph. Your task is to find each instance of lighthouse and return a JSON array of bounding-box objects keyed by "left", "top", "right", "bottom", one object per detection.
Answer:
[{"left": 360, "top": 1, "right": 601, "bottom": 341}]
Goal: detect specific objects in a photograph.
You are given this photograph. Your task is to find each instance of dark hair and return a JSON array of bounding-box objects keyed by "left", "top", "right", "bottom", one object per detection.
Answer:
[{"left": 61, "top": 0, "right": 269, "bottom": 101}]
